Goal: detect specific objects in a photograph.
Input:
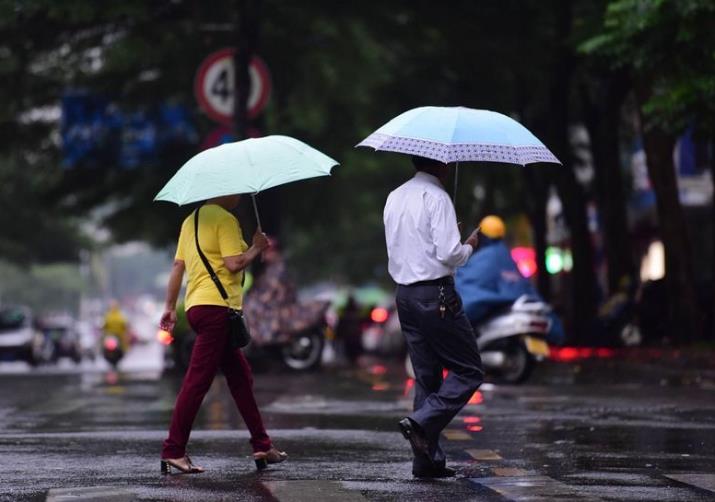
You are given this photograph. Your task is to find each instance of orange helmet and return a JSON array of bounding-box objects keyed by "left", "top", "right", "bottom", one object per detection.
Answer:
[{"left": 478, "top": 215, "right": 506, "bottom": 239}]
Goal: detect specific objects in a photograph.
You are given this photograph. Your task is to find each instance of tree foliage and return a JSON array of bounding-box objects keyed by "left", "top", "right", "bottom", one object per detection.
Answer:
[
  {"left": 3, "top": 0, "right": 713, "bottom": 340},
  {"left": 580, "top": 0, "right": 715, "bottom": 133}
]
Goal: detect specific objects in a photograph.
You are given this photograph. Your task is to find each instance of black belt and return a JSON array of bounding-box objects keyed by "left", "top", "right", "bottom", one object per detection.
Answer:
[{"left": 402, "top": 276, "right": 454, "bottom": 287}]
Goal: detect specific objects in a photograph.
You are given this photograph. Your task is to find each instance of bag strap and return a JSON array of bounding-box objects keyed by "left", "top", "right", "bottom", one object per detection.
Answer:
[{"left": 194, "top": 206, "right": 230, "bottom": 301}]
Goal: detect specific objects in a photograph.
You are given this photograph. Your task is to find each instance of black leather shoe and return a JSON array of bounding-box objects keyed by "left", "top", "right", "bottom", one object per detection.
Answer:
[
  {"left": 398, "top": 418, "right": 433, "bottom": 466},
  {"left": 413, "top": 466, "right": 456, "bottom": 479}
]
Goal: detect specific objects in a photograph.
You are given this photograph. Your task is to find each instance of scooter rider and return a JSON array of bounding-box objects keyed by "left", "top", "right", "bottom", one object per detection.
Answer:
[
  {"left": 102, "top": 300, "right": 130, "bottom": 352},
  {"left": 455, "top": 216, "right": 564, "bottom": 344}
]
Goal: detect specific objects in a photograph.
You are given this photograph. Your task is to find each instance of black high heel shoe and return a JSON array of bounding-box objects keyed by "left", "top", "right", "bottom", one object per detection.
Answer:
[
  {"left": 160, "top": 455, "right": 205, "bottom": 475},
  {"left": 253, "top": 447, "right": 288, "bottom": 470}
]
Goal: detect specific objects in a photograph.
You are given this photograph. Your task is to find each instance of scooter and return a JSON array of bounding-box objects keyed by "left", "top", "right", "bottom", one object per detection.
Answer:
[
  {"left": 170, "top": 302, "right": 331, "bottom": 373},
  {"left": 475, "top": 295, "right": 551, "bottom": 383},
  {"left": 405, "top": 295, "right": 552, "bottom": 384},
  {"left": 102, "top": 334, "right": 124, "bottom": 368},
  {"left": 245, "top": 301, "right": 331, "bottom": 371}
]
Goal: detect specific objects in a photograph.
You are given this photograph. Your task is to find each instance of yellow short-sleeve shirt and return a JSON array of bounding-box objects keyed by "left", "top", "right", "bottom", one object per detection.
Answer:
[{"left": 175, "top": 204, "right": 249, "bottom": 311}]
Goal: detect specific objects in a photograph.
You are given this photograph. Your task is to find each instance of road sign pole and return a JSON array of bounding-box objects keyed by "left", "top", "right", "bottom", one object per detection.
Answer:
[{"left": 234, "top": 0, "right": 261, "bottom": 141}]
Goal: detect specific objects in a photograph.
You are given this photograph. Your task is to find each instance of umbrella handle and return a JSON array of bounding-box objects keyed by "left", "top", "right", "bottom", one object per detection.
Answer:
[
  {"left": 453, "top": 161, "right": 460, "bottom": 202},
  {"left": 251, "top": 194, "right": 263, "bottom": 232}
]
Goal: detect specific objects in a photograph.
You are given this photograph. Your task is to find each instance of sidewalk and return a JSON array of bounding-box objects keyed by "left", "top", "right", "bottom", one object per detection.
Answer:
[{"left": 544, "top": 345, "right": 715, "bottom": 388}]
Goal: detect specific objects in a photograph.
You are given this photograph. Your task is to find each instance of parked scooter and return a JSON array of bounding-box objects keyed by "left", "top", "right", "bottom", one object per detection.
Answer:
[
  {"left": 243, "top": 240, "right": 330, "bottom": 371},
  {"left": 244, "top": 301, "right": 331, "bottom": 371},
  {"left": 169, "top": 303, "right": 330, "bottom": 372}
]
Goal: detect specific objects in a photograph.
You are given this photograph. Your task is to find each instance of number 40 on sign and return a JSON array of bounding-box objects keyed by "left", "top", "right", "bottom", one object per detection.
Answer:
[{"left": 194, "top": 47, "right": 272, "bottom": 125}]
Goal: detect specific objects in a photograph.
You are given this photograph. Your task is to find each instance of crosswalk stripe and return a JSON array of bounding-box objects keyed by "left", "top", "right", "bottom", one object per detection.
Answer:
[
  {"left": 664, "top": 473, "right": 715, "bottom": 493},
  {"left": 491, "top": 467, "right": 529, "bottom": 476},
  {"left": 442, "top": 429, "right": 472, "bottom": 440},
  {"left": 263, "top": 480, "right": 367, "bottom": 501},
  {"left": 469, "top": 475, "right": 599, "bottom": 501},
  {"left": 46, "top": 487, "right": 136, "bottom": 501},
  {"left": 465, "top": 449, "right": 503, "bottom": 461}
]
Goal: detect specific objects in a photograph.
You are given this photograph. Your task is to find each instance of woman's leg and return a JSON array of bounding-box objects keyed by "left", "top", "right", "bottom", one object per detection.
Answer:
[
  {"left": 161, "top": 306, "right": 228, "bottom": 459},
  {"left": 220, "top": 348, "right": 272, "bottom": 452}
]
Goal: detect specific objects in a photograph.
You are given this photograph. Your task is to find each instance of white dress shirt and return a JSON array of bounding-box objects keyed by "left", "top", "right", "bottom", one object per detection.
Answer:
[{"left": 384, "top": 171, "right": 473, "bottom": 285}]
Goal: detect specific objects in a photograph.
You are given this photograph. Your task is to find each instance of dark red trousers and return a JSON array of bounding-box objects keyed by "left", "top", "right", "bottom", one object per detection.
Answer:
[{"left": 161, "top": 305, "right": 272, "bottom": 459}]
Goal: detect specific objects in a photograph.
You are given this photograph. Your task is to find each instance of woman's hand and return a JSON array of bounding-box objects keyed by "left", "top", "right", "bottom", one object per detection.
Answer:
[
  {"left": 252, "top": 230, "right": 270, "bottom": 251},
  {"left": 160, "top": 309, "right": 177, "bottom": 332}
]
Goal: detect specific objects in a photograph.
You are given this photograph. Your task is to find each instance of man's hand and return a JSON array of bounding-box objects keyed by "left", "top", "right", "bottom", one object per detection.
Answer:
[
  {"left": 160, "top": 309, "right": 177, "bottom": 332},
  {"left": 252, "top": 230, "right": 270, "bottom": 251},
  {"left": 465, "top": 227, "right": 480, "bottom": 250}
]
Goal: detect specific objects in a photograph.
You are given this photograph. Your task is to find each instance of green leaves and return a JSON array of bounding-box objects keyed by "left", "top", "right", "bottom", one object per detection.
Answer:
[{"left": 582, "top": 0, "right": 715, "bottom": 134}]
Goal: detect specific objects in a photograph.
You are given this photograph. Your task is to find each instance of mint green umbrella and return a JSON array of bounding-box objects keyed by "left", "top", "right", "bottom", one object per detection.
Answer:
[{"left": 154, "top": 135, "right": 338, "bottom": 228}]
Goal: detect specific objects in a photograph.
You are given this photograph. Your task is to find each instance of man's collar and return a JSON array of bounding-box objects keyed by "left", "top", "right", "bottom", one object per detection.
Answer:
[{"left": 414, "top": 170, "right": 444, "bottom": 188}]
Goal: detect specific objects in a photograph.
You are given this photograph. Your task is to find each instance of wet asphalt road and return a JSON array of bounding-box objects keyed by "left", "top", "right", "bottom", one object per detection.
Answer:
[{"left": 0, "top": 350, "right": 714, "bottom": 501}]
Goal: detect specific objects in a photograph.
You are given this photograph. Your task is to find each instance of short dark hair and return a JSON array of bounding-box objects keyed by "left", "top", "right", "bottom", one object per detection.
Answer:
[{"left": 411, "top": 155, "right": 442, "bottom": 170}]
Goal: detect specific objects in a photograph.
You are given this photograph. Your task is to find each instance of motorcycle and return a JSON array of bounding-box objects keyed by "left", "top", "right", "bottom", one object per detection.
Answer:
[
  {"left": 406, "top": 295, "right": 552, "bottom": 384},
  {"left": 169, "top": 302, "right": 331, "bottom": 373},
  {"left": 245, "top": 300, "right": 331, "bottom": 371},
  {"left": 102, "top": 334, "right": 124, "bottom": 368},
  {"left": 249, "top": 322, "right": 328, "bottom": 371},
  {"left": 475, "top": 295, "right": 551, "bottom": 383}
]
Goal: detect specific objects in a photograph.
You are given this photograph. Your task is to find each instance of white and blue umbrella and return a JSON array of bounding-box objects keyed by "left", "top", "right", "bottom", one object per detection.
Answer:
[
  {"left": 357, "top": 106, "right": 560, "bottom": 200},
  {"left": 357, "top": 106, "right": 560, "bottom": 165}
]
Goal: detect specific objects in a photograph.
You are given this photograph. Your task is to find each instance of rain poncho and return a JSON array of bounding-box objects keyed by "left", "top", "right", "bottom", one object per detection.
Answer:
[
  {"left": 243, "top": 258, "right": 328, "bottom": 344},
  {"left": 455, "top": 238, "right": 564, "bottom": 344}
]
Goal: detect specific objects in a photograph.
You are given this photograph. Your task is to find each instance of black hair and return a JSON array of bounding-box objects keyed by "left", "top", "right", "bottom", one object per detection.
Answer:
[{"left": 411, "top": 155, "right": 442, "bottom": 170}]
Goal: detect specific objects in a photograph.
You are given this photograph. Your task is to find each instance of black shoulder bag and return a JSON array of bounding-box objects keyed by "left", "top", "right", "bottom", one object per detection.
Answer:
[{"left": 194, "top": 207, "right": 251, "bottom": 349}]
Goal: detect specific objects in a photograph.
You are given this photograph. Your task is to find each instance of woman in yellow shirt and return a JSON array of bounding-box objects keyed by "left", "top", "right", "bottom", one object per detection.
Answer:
[{"left": 159, "top": 194, "right": 286, "bottom": 474}]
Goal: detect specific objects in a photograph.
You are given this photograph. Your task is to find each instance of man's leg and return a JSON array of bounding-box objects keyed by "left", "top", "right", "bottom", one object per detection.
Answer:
[
  {"left": 162, "top": 306, "right": 227, "bottom": 459},
  {"left": 410, "top": 287, "right": 484, "bottom": 447},
  {"left": 397, "top": 295, "right": 445, "bottom": 471},
  {"left": 221, "top": 347, "right": 272, "bottom": 452}
]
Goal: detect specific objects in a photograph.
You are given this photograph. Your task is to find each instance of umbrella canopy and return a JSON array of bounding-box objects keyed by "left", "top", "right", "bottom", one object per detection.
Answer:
[
  {"left": 154, "top": 135, "right": 339, "bottom": 206},
  {"left": 357, "top": 106, "right": 560, "bottom": 165}
]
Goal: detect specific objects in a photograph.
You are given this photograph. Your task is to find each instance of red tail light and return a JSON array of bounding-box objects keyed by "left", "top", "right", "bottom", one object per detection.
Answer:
[
  {"left": 370, "top": 307, "right": 389, "bottom": 323},
  {"left": 104, "top": 337, "right": 119, "bottom": 351}
]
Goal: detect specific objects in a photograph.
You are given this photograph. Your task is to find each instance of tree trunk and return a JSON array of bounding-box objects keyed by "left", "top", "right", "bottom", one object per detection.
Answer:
[
  {"left": 513, "top": 20, "right": 551, "bottom": 301},
  {"left": 524, "top": 166, "right": 552, "bottom": 299},
  {"left": 635, "top": 82, "right": 702, "bottom": 342},
  {"left": 709, "top": 136, "right": 715, "bottom": 341},
  {"left": 581, "top": 72, "right": 634, "bottom": 295},
  {"left": 548, "top": 0, "right": 598, "bottom": 343}
]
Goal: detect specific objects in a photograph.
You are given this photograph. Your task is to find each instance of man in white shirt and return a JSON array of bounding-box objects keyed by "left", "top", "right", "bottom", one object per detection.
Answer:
[{"left": 384, "top": 155, "right": 483, "bottom": 478}]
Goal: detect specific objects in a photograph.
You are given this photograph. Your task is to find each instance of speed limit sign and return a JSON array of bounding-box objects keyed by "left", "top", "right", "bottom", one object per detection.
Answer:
[{"left": 194, "top": 48, "right": 272, "bottom": 125}]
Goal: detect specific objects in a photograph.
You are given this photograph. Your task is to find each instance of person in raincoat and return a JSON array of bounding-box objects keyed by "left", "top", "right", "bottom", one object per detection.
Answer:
[
  {"left": 455, "top": 215, "right": 564, "bottom": 345},
  {"left": 102, "top": 301, "right": 130, "bottom": 352},
  {"left": 243, "top": 238, "right": 327, "bottom": 345}
]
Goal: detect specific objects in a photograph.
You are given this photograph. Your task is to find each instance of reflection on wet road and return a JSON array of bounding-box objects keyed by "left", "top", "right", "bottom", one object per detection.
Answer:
[{"left": 0, "top": 351, "right": 714, "bottom": 501}]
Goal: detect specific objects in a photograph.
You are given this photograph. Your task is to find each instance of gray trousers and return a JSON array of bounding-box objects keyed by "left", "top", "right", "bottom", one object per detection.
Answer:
[{"left": 396, "top": 278, "right": 484, "bottom": 469}]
